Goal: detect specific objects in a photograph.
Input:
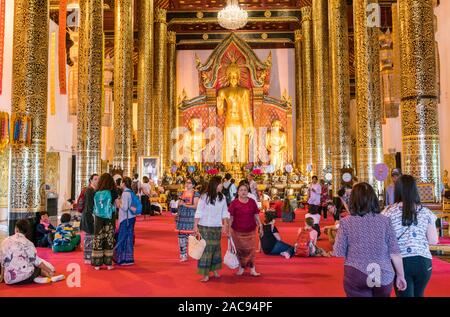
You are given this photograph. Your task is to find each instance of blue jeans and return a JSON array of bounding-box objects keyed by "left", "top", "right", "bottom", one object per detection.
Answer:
[{"left": 269, "top": 240, "right": 295, "bottom": 257}]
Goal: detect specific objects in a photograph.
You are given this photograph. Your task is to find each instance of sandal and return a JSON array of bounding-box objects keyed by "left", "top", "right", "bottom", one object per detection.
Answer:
[{"left": 200, "top": 276, "right": 209, "bottom": 282}]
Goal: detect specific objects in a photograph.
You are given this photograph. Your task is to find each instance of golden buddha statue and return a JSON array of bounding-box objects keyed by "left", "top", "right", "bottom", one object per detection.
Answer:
[
  {"left": 182, "top": 118, "right": 205, "bottom": 163},
  {"left": 266, "top": 120, "right": 287, "bottom": 172},
  {"left": 217, "top": 62, "right": 254, "bottom": 163}
]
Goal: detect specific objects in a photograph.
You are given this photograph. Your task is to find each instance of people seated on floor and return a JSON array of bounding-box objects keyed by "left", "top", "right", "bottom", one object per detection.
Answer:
[
  {"left": 281, "top": 198, "right": 295, "bottom": 222},
  {"left": 305, "top": 209, "right": 321, "bottom": 239},
  {"left": 35, "top": 212, "right": 56, "bottom": 248},
  {"left": 0, "top": 220, "right": 65, "bottom": 285},
  {"left": 295, "top": 217, "right": 331, "bottom": 258},
  {"left": 52, "top": 213, "right": 81, "bottom": 253},
  {"left": 150, "top": 192, "right": 162, "bottom": 215},
  {"left": 332, "top": 188, "right": 350, "bottom": 221},
  {"left": 270, "top": 196, "right": 284, "bottom": 218},
  {"left": 323, "top": 209, "right": 350, "bottom": 245},
  {"left": 260, "top": 211, "right": 295, "bottom": 259}
]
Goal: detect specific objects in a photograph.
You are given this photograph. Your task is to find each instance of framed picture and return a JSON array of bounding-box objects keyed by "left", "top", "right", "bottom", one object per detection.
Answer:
[{"left": 139, "top": 156, "right": 159, "bottom": 183}]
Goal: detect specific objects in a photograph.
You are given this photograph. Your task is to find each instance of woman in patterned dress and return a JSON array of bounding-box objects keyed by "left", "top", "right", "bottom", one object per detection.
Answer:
[{"left": 176, "top": 177, "right": 200, "bottom": 262}]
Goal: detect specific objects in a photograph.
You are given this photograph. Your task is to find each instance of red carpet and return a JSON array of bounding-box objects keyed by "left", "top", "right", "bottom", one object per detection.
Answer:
[{"left": 1, "top": 209, "right": 450, "bottom": 297}]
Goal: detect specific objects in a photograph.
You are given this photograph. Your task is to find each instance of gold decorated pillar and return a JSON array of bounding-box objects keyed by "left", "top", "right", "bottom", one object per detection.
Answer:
[
  {"left": 399, "top": 0, "right": 440, "bottom": 197},
  {"left": 153, "top": 7, "right": 168, "bottom": 172},
  {"left": 329, "top": 0, "right": 352, "bottom": 194},
  {"left": 353, "top": 0, "right": 383, "bottom": 186},
  {"left": 76, "top": 0, "right": 103, "bottom": 197},
  {"left": 113, "top": 0, "right": 134, "bottom": 176},
  {"left": 168, "top": 31, "right": 177, "bottom": 165},
  {"left": 312, "top": 0, "right": 331, "bottom": 178},
  {"left": 294, "top": 29, "right": 304, "bottom": 172},
  {"left": 9, "top": 0, "right": 49, "bottom": 234},
  {"left": 137, "top": 0, "right": 154, "bottom": 158},
  {"left": 301, "top": 6, "right": 315, "bottom": 176}
]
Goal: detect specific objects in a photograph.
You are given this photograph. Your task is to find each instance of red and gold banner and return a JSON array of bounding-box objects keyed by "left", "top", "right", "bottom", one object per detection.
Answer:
[
  {"left": 58, "top": 0, "right": 67, "bottom": 94},
  {"left": 0, "top": 0, "right": 5, "bottom": 95}
]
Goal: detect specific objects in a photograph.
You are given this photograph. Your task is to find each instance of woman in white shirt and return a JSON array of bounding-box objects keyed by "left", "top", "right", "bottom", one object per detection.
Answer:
[
  {"left": 383, "top": 175, "right": 439, "bottom": 297},
  {"left": 194, "top": 176, "right": 230, "bottom": 282}
]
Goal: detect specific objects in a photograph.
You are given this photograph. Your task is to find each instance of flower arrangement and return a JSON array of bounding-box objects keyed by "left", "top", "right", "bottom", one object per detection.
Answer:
[{"left": 206, "top": 168, "right": 219, "bottom": 175}]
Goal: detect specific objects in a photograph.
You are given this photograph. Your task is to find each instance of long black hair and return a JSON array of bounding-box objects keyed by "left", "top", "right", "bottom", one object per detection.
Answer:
[
  {"left": 349, "top": 182, "right": 380, "bottom": 216},
  {"left": 394, "top": 175, "right": 420, "bottom": 226},
  {"left": 204, "top": 176, "right": 224, "bottom": 205}
]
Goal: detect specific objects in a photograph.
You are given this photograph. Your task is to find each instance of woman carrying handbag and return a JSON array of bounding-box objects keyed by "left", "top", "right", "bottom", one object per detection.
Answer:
[{"left": 193, "top": 176, "right": 230, "bottom": 282}]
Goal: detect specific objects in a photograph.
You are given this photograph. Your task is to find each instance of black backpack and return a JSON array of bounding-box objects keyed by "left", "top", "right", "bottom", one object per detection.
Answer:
[{"left": 222, "top": 183, "right": 231, "bottom": 204}]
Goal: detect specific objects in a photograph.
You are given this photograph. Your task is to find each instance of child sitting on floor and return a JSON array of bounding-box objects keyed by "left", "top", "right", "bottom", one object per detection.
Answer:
[
  {"left": 52, "top": 213, "right": 81, "bottom": 253},
  {"left": 304, "top": 209, "right": 321, "bottom": 239},
  {"left": 295, "top": 217, "right": 331, "bottom": 257},
  {"left": 35, "top": 212, "right": 56, "bottom": 248}
]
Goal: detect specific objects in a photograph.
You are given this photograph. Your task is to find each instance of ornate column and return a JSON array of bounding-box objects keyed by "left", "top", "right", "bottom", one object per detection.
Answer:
[
  {"left": 153, "top": 7, "right": 168, "bottom": 171},
  {"left": 399, "top": 0, "right": 440, "bottom": 198},
  {"left": 353, "top": 0, "right": 383, "bottom": 187},
  {"left": 76, "top": 0, "right": 103, "bottom": 197},
  {"left": 9, "top": 0, "right": 48, "bottom": 234},
  {"left": 113, "top": 0, "right": 133, "bottom": 176},
  {"left": 167, "top": 31, "right": 177, "bottom": 165},
  {"left": 329, "top": 0, "right": 352, "bottom": 194},
  {"left": 137, "top": 0, "right": 154, "bottom": 158},
  {"left": 312, "top": 0, "right": 331, "bottom": 178},
  {"left": 294, "top": 29, "right": 304, "bottom": 172},
  {"left": 301, "top": 6, "right": 315, "bottom": 176}
]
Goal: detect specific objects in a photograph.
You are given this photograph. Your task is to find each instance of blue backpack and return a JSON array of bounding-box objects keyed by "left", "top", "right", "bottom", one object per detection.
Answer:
[
  {"left": 93, "top": 190, "right": 115, "bottom": 219},
  {"left": 125, "top": 188, "right": 142, "bottom": 215}
]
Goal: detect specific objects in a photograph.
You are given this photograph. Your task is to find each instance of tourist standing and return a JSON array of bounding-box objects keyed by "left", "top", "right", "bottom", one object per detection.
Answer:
[
  {"left": 385, "top": 168, "right": 402, "bottom": 206},
  {"left": 334, "top": 182, "right": 407, "bottom": 297},
  {"left": 229, "top": 182, "right": 262, "bottom": 277},
  {"left": 307, "top": 176, "right": 321, "bottom": 214},
  {"left": 113, "top": 177, "right": 137, "bottom": 266},
  {"left": 320, "top": 180, "right": 330, "bottom": 219},
  {"left": 247, "top": 174, "right": 258, "bottom": 200},
  {"left": 92, "top": 173, "right": 118, "bottom": 270},
  {"left": 222, "top": 173, "right": 232, "bottom": 205},
  {"left": 131, "top": 173, "right": 140, "bottom": 195},
  {"left": 383, "top": 175, "right": 439, "bottom": 297},
  {"left": 176, "top": 177, "right": 200, "bottom": 262},
  {"left": 140, "top": 176, "right": 152, "bottom": 216},
  {"left": 80, "top": 173, "right": 99, "bottom": 264},
  {"left": 229, "top": 179, "right": 237, "bottom": 202},
  {"left": 194, "top": 176, "right": 230, "bottom": 282}
]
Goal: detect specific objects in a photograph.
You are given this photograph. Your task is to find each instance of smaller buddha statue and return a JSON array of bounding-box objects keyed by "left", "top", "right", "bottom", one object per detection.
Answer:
[
  {"left": 266, "top": 120, "right": 287, "bottom": 172},
  {"left": 182, "top": 118, "right": 205, "bottom": 163}
]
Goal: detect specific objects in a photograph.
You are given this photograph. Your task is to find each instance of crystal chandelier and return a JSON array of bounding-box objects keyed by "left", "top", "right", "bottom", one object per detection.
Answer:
[{"left": 218, "top": 0, "right": 248, "bottom": 30}]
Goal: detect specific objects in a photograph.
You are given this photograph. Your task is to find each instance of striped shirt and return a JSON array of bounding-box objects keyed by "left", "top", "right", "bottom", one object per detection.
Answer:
[{"left": 383, "top": 203, "right": 436, "bottom": 260}]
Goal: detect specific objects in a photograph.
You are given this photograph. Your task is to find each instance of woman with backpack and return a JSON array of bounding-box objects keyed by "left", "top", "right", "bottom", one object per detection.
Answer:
[
  {"left": 113, "top": 177, "right": 139, "bottom": 266},
  {"left": 92, "top": 173, "right": 119, "bottom": 270}
]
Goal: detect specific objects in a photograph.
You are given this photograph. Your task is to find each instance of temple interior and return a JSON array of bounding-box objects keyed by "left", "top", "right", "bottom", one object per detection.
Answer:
[{"left": 0, "top": 0, "right": 450, "bottom": 297}]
